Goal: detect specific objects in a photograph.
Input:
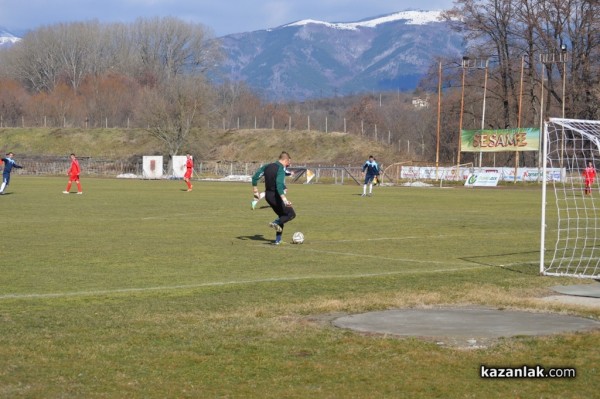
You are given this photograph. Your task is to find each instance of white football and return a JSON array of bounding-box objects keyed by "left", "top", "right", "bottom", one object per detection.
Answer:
[{"left": 292, "top": 231, "right": 305, "bottom": 244}]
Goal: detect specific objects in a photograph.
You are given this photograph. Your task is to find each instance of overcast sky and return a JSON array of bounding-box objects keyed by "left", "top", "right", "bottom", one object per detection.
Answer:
[{"left": 0, "top": 0, "right": 455, "bottom": 37}]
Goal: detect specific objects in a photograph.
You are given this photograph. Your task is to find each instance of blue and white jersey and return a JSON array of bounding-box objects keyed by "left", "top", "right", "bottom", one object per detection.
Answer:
[
  {"left": 2, "top": 157, "right": 22, "bottom": 175},
  {"left": 362, "top": 159, "right": 379, "bottom": 176}
]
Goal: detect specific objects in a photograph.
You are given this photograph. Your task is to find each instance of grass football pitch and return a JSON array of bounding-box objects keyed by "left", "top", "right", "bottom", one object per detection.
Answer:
[{"left": 0, "top": 177, "right": 598, "bottom": 398}]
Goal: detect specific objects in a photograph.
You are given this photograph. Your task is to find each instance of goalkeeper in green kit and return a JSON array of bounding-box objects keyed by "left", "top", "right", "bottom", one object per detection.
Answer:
[{"left": 251, "top": 151, "right": 296, "bottom": 245}]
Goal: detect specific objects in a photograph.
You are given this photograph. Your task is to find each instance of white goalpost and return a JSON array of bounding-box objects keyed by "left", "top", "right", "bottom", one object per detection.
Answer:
[{"left": 541, "top": 118, "right": 600, "bottom": 279}]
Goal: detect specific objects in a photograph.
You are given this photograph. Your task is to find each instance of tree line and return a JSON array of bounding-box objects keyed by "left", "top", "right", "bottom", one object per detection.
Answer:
[{"left": 0, "top": 1, "right": 598, "bottom": 166}]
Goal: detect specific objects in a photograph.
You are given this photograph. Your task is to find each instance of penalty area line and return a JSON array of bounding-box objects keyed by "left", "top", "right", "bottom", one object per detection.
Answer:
[
  {"left": 289, "top": 247, "right": 540, "bottom": 269},
  {"left": 0, "top": 266, "right": 488, "bottom": 301},
  {"left": 318, "top": 236, "right": 421, "bottom": 243},
  {"left": 266, "top": 245, "right": 468, "bottom": 266},
  {"left": 141, "top": 213, "right": 198, "bottom": 220},
  {"left": 317, "top": 234, "right": 454, "bottom": 243},
  {"left": 318, "top": 231, "right": 539, "bottom": 243}
]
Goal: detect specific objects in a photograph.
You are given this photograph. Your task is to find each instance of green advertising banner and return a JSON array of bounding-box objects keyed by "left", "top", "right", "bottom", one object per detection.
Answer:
[{"left": 461, "top": 128, "right": 540, "bottom": 152}]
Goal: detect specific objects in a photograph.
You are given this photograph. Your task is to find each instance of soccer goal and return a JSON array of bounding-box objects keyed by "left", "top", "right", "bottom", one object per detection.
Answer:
[{"left": 540, "top": 118, "right": 600, "bottom": 279}]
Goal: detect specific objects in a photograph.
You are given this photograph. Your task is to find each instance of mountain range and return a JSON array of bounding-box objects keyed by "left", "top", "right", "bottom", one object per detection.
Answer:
[
  {"left": 217, "top": 10, "right": 465, "bottom": 100},
  {"left": 0, "top": 10, "right": 466, "bottom": 100}
]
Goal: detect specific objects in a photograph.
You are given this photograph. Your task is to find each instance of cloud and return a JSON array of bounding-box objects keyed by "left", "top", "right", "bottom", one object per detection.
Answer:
[{"left": 261, "top": 1, "right": 295, "bottom": 28}]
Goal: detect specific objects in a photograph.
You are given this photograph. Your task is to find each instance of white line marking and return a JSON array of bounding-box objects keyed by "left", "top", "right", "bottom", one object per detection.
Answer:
[
  {"left": 141, "top": 213, "right": 195, "bottom": 220},
  {"left": 498, "top": 261, "right": 539, "bottom": 267},
  {"left": 0, "top": 266, "right": 488, "bottom": 301},
  {"left": 318, "top": 236, "right": 422, "bottom": 243},
  {"left": 262, "top": 243, "right": 538, "bottom": 266},
  {"left": 278, "top": 246, "right": 454, "bottom": 264},
  {"left": 312, "top": 231, "right": 538, "bottom": 243}
]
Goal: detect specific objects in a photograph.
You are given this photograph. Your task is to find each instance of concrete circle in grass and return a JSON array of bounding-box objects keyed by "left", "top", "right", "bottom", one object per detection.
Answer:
[{"left": 332, "top": 306, "right": 600, "bottom": 348}]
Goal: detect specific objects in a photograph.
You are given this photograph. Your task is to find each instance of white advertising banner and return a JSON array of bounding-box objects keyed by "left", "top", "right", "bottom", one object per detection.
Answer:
[
  {"left": 142, "top": 156, "right": 163, "bottom": 179},
  {"left": 400, "top": 166, "right": 471, "bottom": 181},
  {"left": 400, "top": 166, "right": 565, "bottom": 182},
  {"left": 464, "top": 172, "right": 500, "bottom": 187},
  {"left": 172, "top": 155, "right": 189, "bottom": 178},
  {"left": 474, "top": 167, "right": 564, "bottom": 182}
]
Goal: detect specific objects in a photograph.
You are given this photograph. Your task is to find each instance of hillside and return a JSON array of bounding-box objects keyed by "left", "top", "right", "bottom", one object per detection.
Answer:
[
  {"left": 0, "top": 127, "right": 401, "bottom": 165},
  {"left": 217, "top": 10, "right": 464, "bottom": 100},
  {"left": 205, "top": 129, "right": 400, "bottom": 164},
  {"left": 2, "top": 11, "right": 464, "bottom": 101}
]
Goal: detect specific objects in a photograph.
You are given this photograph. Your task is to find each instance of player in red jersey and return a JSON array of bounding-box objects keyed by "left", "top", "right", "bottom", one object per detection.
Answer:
[
  {"left": 583, "top": 161, "right": 596, "bottom": 195},
  {"left": 63, "top": 153, "right": 83, "bottom": 194},
  {"left": 184, "top": 153, "right": 193, "bottom": 192}
]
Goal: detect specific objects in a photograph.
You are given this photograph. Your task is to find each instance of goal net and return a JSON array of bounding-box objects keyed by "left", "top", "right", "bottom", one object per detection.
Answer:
[{"left": 541, "top": 118, "right": 600, "bottom": 279}]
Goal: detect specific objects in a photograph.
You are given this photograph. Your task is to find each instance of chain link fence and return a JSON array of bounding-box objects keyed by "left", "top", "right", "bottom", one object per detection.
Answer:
[
  {"left": 17, "top": 156, "right": 141, "bottom": 177},
  {"left": 11, "top": 156, "right": 368, "bottom": 185}
]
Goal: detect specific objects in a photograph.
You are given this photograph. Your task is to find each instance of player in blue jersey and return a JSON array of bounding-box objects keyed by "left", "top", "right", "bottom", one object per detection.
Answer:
[
  {"left": 361, "top": 155, "right": 380, "bottom": 197},
  {"left": 251, "top": 151, "right": 296, "bottom": 245},
  {"left": 0, "top": 152, "right": 23, "bottom": 195}
]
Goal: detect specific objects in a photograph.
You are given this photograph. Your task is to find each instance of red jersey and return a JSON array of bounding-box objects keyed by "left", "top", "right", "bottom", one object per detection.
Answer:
[
  {"left": 584, "top": 166, "right": 596, "bottom": 182},
  {"left": 184, "top": 157, "right": 193, "bottom": 178},
  {"left": 69, "top": 158, "right": 80, "bottom": 176}
]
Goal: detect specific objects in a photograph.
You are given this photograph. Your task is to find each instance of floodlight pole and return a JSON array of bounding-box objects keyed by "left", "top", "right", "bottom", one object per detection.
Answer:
[
  {"left": 539, "top": 61, "right": 545, "bottom": 171},
  {"left": 515, "top": 54, "right": 525, "bottom": 183},
  {"left": 457, "top": 57, "right": 468, "bottom": 171},
  {"left": 479, "top": 59, "right": 489, "bottom": 171},
  {"left": 436, "top": 60, "right": 442, "bottom": 180},
  {"left": 540, "top": 45, "right": 568, "bottom": 170},
  {"left": 561, "top": 44, "right": 567, "bottom": 120},
  {"left": 458, "top": 56, "right": 488, "bottom": 172}
]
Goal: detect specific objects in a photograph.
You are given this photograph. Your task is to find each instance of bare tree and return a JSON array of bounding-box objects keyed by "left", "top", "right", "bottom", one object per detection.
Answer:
[
  {"left": 0, "top": 78, "right": 27, "bottom": 125},
  {"left": 2, "top": 26, "right": 63, "bottom": 92},
  {"left": 80, "top": 72, "right": 139, "bottom": 127},
  {"left": 447, "top": 0, "right": 600, "bottom": 126},
  {"left": 562, "top": 0, "right": 600, "bottom": 118},
  {"left": 135, "top": 76, "right": 213, "bottom": 163},
  {"left": 214, "top": 80, "right": 261, "bottom": 129},
  {"left": 1, "top": 17, "right": 221, "bottom": 90},
  {"left": 445, "top": 0, "right": 521, "bottom": 128},
  {"left": 131, "top": 17, "right": 222, "bottom": 84}
]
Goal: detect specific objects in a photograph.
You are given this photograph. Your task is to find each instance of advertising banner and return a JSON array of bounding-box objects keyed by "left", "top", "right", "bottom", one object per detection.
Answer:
[
  {"left": 172, "top": 155, "right": 189, "bottom": 178},
  {"left": 142, "top": 156, "right": 163, "bottom": 179},
  {"left": 399, "top": 166, "right": 564, "bottom": 182},
  {"left": 461, "top": 128, "right": 540, "bottom": 152},
  {"left": 464, "top": 172, "right": 500, "bottom": 187}
]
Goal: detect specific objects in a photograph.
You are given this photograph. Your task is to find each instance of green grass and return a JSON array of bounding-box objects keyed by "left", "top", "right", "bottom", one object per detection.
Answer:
[
  {"left": 0, "top": 177, "right": 598, "bottom": 398},
  {"left": 0, "top": 128, "right": 159, "bottom": 159},
  {"left": 0, "top": 127, "right": 401, "bottom": 164}
]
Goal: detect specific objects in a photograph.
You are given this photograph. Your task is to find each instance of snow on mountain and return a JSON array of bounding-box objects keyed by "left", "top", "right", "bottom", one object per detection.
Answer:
[
  {"left": 283, "top": 10, "right": 443, "bottom": 31},
  {"left": 0, "top": 28, "right": 21, "bottom": 46},
  {"left": 0, "top": 11, "right": 461, "bottom": 100},
  {"left": 219, "top": 10, "right": 463, "bottom": 100}
]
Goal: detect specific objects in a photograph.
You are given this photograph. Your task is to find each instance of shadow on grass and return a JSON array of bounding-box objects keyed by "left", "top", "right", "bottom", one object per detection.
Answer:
[
  {"left": 460, "top": 250, "right": 540, "bottom": 275},
  {"left": 236, "top": 234, "right": 271, "bottom": 242}
]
